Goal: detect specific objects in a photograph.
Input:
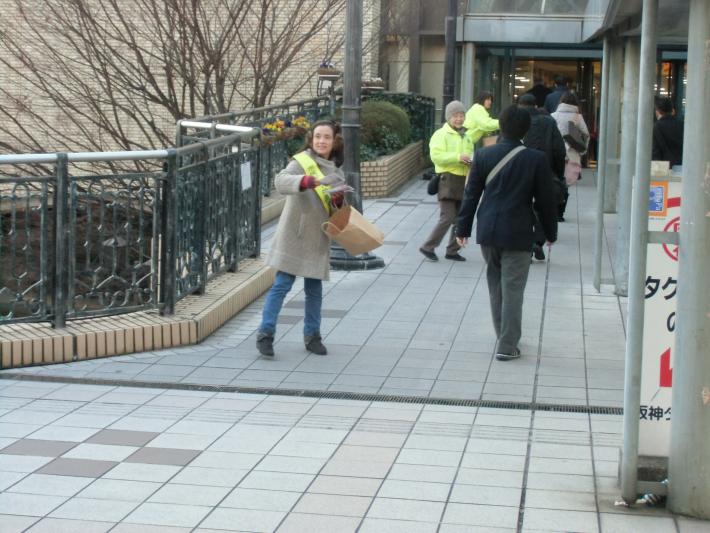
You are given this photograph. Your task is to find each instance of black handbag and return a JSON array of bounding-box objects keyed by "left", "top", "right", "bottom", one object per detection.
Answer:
[
  {"left": 564, "top": 120, "right": 587, "bottom": 153},
  {"left": 427, "top": 174, "right": 440, "bottom": 195}
]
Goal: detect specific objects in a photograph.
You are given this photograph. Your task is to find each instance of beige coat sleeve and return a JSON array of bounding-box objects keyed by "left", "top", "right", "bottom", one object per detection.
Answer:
[{"left": 275, "top": 159, "right": 306, "bottom": 195}]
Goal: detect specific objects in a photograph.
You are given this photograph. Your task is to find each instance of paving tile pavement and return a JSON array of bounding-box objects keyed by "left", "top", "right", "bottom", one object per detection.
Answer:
[
  {"left": 1, "top": 176, "right": 707, "bottom": 531},
  {"left": 0, "top": 377, "right": 705, "bottom": 532},
  {"left": 4, "top": 175, "right": 626, "bottom": 409}
]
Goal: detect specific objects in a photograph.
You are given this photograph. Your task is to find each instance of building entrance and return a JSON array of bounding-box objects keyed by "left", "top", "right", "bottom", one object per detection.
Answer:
[
  {"left": 514, "top": 58, "right": 601, "bottom": 164},
  {"left": 474, "top": 48, "right": 602, "bottom": 164}
]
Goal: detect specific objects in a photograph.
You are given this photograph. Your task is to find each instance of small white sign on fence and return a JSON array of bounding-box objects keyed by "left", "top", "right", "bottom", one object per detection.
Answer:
[{"left": 241, "top": 162, "right": 252, "bottom": 191}]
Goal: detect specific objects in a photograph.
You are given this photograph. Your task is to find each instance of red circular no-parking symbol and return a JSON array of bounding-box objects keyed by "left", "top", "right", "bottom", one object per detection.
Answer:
[{"left": 662, "top": 216, "right": 680, "bottom": 261}]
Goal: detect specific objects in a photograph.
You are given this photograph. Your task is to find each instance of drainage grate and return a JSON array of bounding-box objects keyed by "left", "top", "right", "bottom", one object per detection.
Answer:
[{"left": 0, "top": 372, "right": 623, "bottom": 415}]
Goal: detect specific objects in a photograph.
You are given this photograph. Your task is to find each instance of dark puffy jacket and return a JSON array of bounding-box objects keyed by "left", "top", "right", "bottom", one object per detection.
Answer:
[
  {"left": 544, "top": 86, "right": 567, "bottom": 114},
  {"left": 522, "top": 108, "right": 566, "bottom": 179},
  {"left": 456, "top": 138, "right": 558, "bottom": 251},
  {"left": 652, "top": 115, "right": 684, "bottom": 167}
]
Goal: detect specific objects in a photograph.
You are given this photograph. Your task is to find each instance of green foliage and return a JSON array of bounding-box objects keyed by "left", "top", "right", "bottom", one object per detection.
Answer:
[
  {"left": 359, "top": 100, "right": 411, "bottom": 161},
  {"left": 364, "top": 92, "right": 436, "bottom": 144},
  {"left": 362, "top": 92, "right": 436, "bottom": 163}
]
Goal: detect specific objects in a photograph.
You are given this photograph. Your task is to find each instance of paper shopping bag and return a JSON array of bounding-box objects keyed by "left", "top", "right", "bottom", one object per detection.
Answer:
[{"left": 322, "top": 205, "right": 384, "bottom": 256}]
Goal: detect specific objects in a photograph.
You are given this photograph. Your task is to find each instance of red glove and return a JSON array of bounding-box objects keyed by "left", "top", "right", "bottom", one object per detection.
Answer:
[
  {"left": 330, "top": 191, "right": 345, "bottom": 208},
  {"left": 299, "top": 175, "right": 319, "bottom": 190}
]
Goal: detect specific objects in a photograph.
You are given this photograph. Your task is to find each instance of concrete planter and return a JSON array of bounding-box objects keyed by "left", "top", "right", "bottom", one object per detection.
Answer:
[{"left": 360, "top": 141, "right": 424, "bottom": 198}]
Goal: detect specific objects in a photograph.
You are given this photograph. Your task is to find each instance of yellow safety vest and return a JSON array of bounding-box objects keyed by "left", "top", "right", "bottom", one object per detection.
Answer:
[{"left": 292, "top": 152, "right": 332, "bottom": 214}]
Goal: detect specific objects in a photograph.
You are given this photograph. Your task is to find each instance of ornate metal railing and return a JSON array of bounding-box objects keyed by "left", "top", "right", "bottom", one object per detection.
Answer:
[
  {"left": 176, "top": 96, "right": 335, "bottom": 194},
  {"left": 0, "top": 131, "right": 259, "bottom": 326}
]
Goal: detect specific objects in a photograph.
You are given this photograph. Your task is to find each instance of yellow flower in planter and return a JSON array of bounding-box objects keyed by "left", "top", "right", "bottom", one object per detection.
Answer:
[{"left": 292, "top": 116, "right": 310, "bottom": 130}]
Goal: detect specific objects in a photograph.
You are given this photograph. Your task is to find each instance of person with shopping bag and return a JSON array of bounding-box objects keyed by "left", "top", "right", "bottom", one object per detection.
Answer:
[
  {"left": 551, "top": 92, "right": 589, "bottom": 221},
  {"left": 419, "top": 100, "right": 474, "bottom": 262},
  {"left": 256, "top": 120, "right": 345, "bottom": 357}
]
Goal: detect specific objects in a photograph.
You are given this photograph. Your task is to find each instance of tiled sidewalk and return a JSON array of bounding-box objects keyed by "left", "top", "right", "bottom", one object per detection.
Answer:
[
  {"left": 1, "top": 378, "right": 705, "bottom": 532},
  {"left": 1, "top": 176, "right": 709, "bottom": 531},
  {"left": 3, "top": 175, "right": 626, "bottom": 409}
]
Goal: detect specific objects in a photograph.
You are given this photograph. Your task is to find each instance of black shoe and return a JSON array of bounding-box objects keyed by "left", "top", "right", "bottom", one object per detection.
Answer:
[
  {"left": 419, "top": 247, "right": 438, "bottom": 262},
  {"left": 305, "top": 335, "right": 327, "bottom": 355},
  {"left": 256, "top": 333, "right": 274, "bottom": 357},
  {"left": 495, "top": 348, "right": 521, "bottom": 361},
  {"left": 558, "top": 215, "right": 565, "bottom": 222},
  {"left": 532, "top": 244, "right": 545, "bottom": 261},
  {"left": 445, "top": 253, "right": 466, "bottom": 262}
]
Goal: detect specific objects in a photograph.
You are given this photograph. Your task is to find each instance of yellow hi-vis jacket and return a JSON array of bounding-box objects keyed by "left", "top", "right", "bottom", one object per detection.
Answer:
[
  {"left": 463, "top": 103, "right": 499, "bottom": 144},
  {"left": 428, "top": 123, "right": 475, "bottom": 176},
  {"left": 292, "top": 152, "right": 332, "bottom": 214}
]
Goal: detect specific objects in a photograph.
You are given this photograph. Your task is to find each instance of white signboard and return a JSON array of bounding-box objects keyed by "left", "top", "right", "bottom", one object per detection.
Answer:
[
  {"left": 241, "top": 161, "right": 252, "bottom": 191},
  {"left": 638, "top": 179, "right": 680, "bottom": 457}
]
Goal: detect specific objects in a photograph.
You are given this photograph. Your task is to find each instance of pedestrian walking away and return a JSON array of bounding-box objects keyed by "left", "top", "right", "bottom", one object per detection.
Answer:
[
  {"left": 456, "top": 104, "right": 558, "bottom": 361},
  {"left": 652, "top": 96, "right": 684, "bottom": 168},
  {"left": 518, "top": 93, "right": 567, "bottom": 260},
  {"left": 525, "top": 77, "right": 552, "bottom": 109},
  {"left": 543, "top": 74, "right": 569, "bottom": 114},
  {"left": 551, "top": 91, "right": 589, "bottom": 221},
  {"left": 420, "top": 100, "right": 474, "bottom": 262},
  {"left": 256, "top": 120, "right": 346, "bottom": 357}
]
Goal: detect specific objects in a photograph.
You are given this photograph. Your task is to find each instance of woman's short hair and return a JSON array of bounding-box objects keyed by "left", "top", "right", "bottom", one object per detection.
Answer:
[
  {"left": 301, "top": 120, "right": 344, "bottom": 167},
  {"left": 475, "top": 91, "right": 493, "bottom": 105},
  {"left": 499, "top": 105, "right": 531, "bottom": 140},
  {"left": 655, "top": 96, "right": 673, "bottom": 115},
  {"left": 517, "top": 94, "right": 537, "bottom": 108},
  {"left": 554, "top": 74, "right": 567, "bottom": 86},
  {"left": 559, "top": 91, "right": 579, "bottom": 107}
]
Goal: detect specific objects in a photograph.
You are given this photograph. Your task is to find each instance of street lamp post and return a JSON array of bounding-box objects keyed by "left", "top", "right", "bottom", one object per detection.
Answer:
[
  {"left": 441, "top": 0, "right": 458, "bottom": 121},
  {"left": 330, "top": 0, "right": 384, "bottom": 270}
]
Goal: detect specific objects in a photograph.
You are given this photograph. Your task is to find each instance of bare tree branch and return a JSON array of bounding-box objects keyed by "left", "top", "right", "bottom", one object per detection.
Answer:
[{"left": 0, "top": 0, "right": 345, "bottom": 169}]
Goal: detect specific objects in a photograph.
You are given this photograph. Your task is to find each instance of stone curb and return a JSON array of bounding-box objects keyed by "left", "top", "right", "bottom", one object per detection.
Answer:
[
  {"left": 0, "top": 257, "right": 274, "bottom": 369},
  {"left": 0, "top": 191, "right": 288, "bottom": 370}
]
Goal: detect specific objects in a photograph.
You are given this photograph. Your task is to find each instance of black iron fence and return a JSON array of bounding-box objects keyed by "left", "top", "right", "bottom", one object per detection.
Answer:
[
  {"left": 176, "top": 96, "right": 335, "bottom": 195},
  {"left": 0, "top": 131, "right": 259, "bottom": 326},
  {"left": 0, "top": 93, "right": 433, "bottom": 327}
]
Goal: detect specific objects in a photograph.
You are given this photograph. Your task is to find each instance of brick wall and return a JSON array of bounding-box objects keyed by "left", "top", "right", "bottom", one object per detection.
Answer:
[
  {"left": 0, "top": 0, "right": 382, "bottom": 154},
  {"left": 361, "top": 141, "right": 423, "bottom": 198}
]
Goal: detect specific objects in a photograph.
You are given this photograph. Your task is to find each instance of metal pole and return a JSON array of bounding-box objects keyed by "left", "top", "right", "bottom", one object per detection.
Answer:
[
  {"left": 604, "top": 41, "right": 623, "bottom": 213},
  {"left": 593, "top": 35, "right": 611, "bottom": 291},
  {"left": 614, "top": 37, "right": 641, "bottom": 296},
  {"left": 331, "top": 0, "right": 384, "bottom": 271},
  {"left": 668, "top": 0, "right": 710, "bottom": 518},
  {"left": 441, "top": 0, "right": 457, "bottom": 122},
  {"left": 408, "top": 0, "right": 421, "bottom": 93},
  {"left": 160, "top": 149, "right": 178, "bottom": 315},
  {"left": 461, "top": 43, "right": 475, "bottom": 109},
  {"left": 52, "top": 154, "right": 69, "bottom": 329},
  {"left": 620, "top": 0, "right": 658, "bottom": 504},
  {"left": 342, "top": 0, "right": 363, "bottom": 212}
]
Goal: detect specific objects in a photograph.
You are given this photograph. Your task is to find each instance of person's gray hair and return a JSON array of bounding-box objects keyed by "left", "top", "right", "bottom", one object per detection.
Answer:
[{"left": 445, "top": 100, "right": 466, "bottom": 122}]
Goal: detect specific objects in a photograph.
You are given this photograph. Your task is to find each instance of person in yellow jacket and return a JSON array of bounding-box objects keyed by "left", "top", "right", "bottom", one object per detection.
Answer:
[
  {"left": 463, "top": 91, "right": 500, "bottom": 144},
  {"left": 420, "top": 101, "right": 474, "bottom": 262}
]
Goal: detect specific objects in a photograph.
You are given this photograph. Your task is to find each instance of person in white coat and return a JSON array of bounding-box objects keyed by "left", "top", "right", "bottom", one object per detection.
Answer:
[
  {"left": 551, "top": 92, "right": 589, "bottom": 221},
  {"left": 256, "top": 121, "right": 345, "bottom": 357}
]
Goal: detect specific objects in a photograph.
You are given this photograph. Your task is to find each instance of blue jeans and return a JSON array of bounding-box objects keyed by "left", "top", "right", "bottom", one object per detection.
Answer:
[{"left": 258, "top": 271, "right": 322, "bottom": 337}]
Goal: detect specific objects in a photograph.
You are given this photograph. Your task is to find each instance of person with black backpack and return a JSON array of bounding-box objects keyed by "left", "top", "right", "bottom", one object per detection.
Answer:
[{"left": 518, "top": 93, "right": 567, "bottom": 260}]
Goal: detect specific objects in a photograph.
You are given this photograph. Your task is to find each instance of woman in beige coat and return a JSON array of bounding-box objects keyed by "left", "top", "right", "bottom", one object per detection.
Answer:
[{"left": 256, "top": 121, "right": 345, "bottom": 357}]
